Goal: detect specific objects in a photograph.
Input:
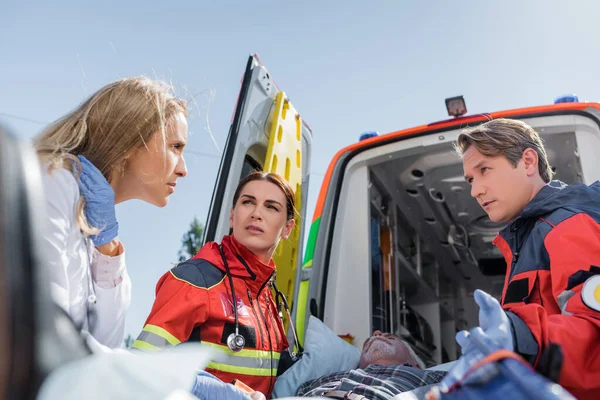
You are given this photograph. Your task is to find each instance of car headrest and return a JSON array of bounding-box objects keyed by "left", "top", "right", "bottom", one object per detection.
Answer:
[{"left": 0, "top": 123, "right": 89, "bottom": 399}]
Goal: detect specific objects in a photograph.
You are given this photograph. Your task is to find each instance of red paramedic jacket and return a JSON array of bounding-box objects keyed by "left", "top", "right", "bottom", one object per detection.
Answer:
[
  {"left": 493, "top": 180, "right": 600, "bottom": 400},
  {"left": 133, "top": 235, "right": 289, "bottom": 398}
]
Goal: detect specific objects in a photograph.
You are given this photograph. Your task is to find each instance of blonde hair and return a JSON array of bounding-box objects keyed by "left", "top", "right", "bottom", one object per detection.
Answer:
[
  {"left": 35, "top": 76, "right": 187, "bottom": 234},
  {"left": 455, "top": 118, "right": 553, "bottom": 183}
]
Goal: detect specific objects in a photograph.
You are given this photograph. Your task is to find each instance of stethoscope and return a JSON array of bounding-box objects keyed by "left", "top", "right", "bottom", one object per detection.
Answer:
[
  {"left": 218, "top": 245, "right": 301, "bottom": 359},
  {"left": 83, "top": 238, "right": 98, "bottom": 334}
]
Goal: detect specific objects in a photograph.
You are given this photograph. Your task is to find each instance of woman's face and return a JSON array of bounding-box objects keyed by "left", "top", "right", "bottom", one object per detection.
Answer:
[
  {"left": 229, "top": 180, "right": 295, "bottom": 262},
  {"left": 115, "top": 111, "right": 188, "bottom": 206}
]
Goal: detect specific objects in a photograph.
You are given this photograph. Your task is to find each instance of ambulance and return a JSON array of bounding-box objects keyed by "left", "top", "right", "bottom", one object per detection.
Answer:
[
  {"left": 2, "top": 55, "right": 600, "bottom": 397},
  {"left": 203, "top": 54, "right": 600, "bottom": 367}
]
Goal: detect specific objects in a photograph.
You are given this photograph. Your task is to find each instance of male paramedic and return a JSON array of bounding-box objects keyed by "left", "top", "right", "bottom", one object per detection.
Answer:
[{"left": 455, "top": 118, "right": 600, "bottom": 399}]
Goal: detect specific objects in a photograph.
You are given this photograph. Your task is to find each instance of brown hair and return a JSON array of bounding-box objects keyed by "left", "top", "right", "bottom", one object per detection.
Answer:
[
  {"left": 35, "top": 76, "right": 187, "bottom": 234},
  {"left": 455, "top": 118, "right": 553, "bottom": 183},
  {"left": 232, "top": 171, "right": 297, "bottom": 220}
]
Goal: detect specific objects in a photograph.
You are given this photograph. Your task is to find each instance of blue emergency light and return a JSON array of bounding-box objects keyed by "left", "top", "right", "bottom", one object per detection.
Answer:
[
  {"left": 359, "top": 131, "right": 379, "bottom": 141},
  {"left": 554, "top": 94, "right": 579, "bottom": 104}
]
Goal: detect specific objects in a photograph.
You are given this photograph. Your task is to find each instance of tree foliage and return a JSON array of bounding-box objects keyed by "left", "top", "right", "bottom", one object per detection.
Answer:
[{"left": 178, "top": 216, "right": 204, "bottom": 262}]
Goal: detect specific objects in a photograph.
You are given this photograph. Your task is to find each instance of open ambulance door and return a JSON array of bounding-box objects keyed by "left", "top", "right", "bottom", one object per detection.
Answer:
[
  {"left": 203, "top": 54, "right": 313, "bottom": 332},
  {"left": 294, "top": 103, "right": 600, "bottom": 362}
]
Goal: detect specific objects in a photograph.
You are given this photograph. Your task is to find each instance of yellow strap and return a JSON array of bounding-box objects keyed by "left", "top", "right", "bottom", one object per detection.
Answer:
[
  {"left": 141, "top": 324, "right": 181, "bottom": 346},
  {"left": 296, "top": 280, "right": 310, "bottom": 345}
]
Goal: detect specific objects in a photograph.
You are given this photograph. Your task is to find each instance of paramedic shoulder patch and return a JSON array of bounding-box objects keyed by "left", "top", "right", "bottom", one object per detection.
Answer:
[{"left": 581, "top": 275, "right": 600, "bottom": 312}]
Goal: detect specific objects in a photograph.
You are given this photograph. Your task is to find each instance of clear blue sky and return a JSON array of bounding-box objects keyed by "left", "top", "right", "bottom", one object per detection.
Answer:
[{"left": 2, "top": 0, "right": 599, "bottom": 340}]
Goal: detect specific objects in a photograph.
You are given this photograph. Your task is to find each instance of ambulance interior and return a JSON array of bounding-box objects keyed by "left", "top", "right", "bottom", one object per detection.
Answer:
[{"left": 324, "top": 113, "right": 600, "bottom": 367}]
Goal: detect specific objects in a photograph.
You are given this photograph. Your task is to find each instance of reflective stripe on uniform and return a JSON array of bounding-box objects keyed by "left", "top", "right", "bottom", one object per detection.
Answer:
[
  {"left": 204, "top": 342, "right": 280, "bottom": 376},
  {"left": 207, "top": 361, "right": 278, "bottom": 377},
  {"left": 131, "top": 324, "right": 181, "bottom": 350},
  {"left": 131, "top": 340, "right": 159, "bottom": 351}
]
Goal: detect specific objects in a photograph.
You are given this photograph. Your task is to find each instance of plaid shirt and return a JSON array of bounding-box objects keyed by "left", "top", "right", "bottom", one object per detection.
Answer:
[{"left": 296, "top": 364, "right": 446, "bottom": 400}]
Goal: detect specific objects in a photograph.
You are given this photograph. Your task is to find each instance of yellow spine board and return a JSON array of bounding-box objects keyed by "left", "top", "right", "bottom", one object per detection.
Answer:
[{"left": 263, "top": 91, "right": 303, "bottom": 331}]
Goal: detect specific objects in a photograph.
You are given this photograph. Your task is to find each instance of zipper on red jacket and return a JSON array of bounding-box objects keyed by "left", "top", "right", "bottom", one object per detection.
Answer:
[
  {"left": 512, "top": 226, "right": 520, "bottom": 263},
  {"left": 265, "top": 285, "right": 280, "bottom": 345},
  {"left": 257, "top": 272, "right": 273, "bottom": 297},
  {"left": 247, "top": 289, "right": 265, "bottom": 349},
  {"left": 509, "top": 222, "right": 523, "bottom": 282},
  {"left": 256, "top": 289, "right": 275, "bottom": 395}
]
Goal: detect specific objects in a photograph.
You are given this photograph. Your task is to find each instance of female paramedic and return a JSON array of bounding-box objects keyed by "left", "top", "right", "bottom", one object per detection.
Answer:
[
  {"left": 36, "top": 77, "right": 188, "bottom": 351},
  {"left": 133, "top": 171, "right": 299, "bottom": 399}
]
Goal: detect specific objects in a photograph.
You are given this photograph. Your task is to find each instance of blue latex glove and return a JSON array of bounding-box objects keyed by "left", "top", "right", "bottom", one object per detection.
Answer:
[
  {"left": 456, "top": 289, "right": 514, "bottom": 355},
  {"left": 77, "top": 155, "right": 118, "bottom": 246},
  {"left": 190, "top": 371, "right": 252, "bottom": 400},
  {"left": 437, "top": 328, "right": 506, "bottom": 394}
]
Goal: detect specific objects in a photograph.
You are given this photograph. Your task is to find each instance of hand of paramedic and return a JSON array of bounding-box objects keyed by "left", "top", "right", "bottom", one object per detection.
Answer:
[
  {"left": 434, "top": 289, "right": 514, "bottom": 393},
  {"left": 77, "top": 155, "right": 120, "bottom": 253},
  {"left": 437, "top": 327, "right": 488, "bottom": 392},
  {"left": 456, "top": 289, "right": 514, "bottom": 353}
]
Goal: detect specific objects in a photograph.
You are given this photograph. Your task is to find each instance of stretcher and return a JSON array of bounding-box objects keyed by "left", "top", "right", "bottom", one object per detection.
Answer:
[{"left": 393, "top": 328, "right": 575, "bottom": 400}]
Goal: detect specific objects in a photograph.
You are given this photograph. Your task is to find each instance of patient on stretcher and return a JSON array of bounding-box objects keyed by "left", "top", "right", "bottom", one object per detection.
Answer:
[{"left": 296, "top": 331, "right": 445, "bottom": 400}]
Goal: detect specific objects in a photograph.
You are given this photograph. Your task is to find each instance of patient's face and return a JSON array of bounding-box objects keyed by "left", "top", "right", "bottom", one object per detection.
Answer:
[{"left": 359, "top": 331, "right": 418, "bottom": 369}]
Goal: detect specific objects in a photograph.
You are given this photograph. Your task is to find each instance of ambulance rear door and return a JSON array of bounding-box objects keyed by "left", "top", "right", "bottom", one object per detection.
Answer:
[{"left": 203, "top": 54, "right": 313, "bottom": 330}]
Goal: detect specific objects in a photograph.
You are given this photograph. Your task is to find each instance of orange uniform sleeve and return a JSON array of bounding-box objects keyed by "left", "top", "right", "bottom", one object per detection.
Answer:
[
  {"left": 507, "top": 213, "right": 600, "bottom": 397},
  {"left": 133, "top": 268, "right": 210, "bottom": 350}
]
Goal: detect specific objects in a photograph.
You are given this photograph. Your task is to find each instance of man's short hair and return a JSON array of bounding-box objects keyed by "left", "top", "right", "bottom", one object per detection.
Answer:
[{"left": 455, "top": 118, "right": 553, "bottom": 183}]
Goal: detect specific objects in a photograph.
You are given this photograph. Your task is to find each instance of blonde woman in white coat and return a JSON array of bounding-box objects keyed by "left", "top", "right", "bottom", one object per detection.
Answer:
[{"left": 35, "top": 77, "right": 189, "bottom": 351}]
